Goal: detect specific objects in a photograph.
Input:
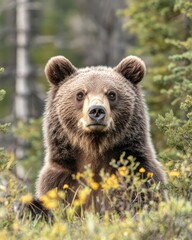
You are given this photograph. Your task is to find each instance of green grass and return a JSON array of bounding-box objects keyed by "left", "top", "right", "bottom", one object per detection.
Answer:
[{"left": 0, "top": 197, "right": 191, "bottom": 240}]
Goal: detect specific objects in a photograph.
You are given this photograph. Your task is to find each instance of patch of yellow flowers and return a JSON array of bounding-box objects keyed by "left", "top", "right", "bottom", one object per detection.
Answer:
[
  {"left": 102, "top": 174, "right": 119, "bottom": 191},
  {"left": 20, "top": 193, "right": 33, "bottom": 204},
  {"left": 75, "top": 169, "right": 99, "bottom": 191},
  {"left": 118, "top": 166, "right": 129, "bottom": 177},
  {"left": 40, "top": 188, "right": 59, "bottom": 209},
  {"left": 20, "top": 159, "right": 167, "bottom": 214},
  {"left": 73, "top": 187, "right": 91, "bottom": 207}
]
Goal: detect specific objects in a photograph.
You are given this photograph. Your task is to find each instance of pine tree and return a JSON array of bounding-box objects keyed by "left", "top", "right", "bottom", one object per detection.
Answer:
[
  {"left": 122, "top": 0, "right": 192, "bottom": 200},
  {"left": 120, "top": 0, "right": 189, "bottom": 149},
  {"left": 155, "top": 1, "right": 192, "bottom": 200}
]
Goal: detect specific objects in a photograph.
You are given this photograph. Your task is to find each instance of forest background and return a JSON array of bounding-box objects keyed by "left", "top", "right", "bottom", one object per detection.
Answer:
[{"left": 0, "top": 0, "right": 192, "bottom": 239}]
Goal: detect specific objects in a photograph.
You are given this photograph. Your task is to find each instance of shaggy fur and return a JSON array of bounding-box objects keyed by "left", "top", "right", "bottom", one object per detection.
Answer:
[{"left": 24, "top": 56, "right": 167, "bottom": 217}]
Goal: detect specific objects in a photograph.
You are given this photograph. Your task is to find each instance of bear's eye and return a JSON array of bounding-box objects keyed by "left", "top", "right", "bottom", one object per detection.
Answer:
[
  {"left": 107, "top": 91, "right": 117, "bottom": 101},
  {"left": 76, "top": 91, "right": 85, "bottom": 101}
]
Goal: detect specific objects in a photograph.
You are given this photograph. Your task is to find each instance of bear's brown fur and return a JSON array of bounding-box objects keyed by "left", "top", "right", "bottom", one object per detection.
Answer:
[{"left": 23, "top": 55, "right": 167, "bottom": 218}]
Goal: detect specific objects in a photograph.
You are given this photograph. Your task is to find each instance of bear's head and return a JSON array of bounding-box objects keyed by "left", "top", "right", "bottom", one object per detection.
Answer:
[{"left": 45, "top": 56, "right": 146, "bottom": 154}]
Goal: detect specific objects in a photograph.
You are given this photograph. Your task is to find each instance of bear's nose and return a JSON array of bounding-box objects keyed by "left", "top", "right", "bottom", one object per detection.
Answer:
[{"left": 88, "top": 105, "right": 106, "bottom": 122}]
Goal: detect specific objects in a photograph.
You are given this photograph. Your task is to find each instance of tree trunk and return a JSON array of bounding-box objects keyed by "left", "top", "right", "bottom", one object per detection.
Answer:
[
  {"left": 15, "top": 0, "right": 31, "bottom": 179},
  {"left": 15, "top": 0, "right": 31, "bottom": 122}
]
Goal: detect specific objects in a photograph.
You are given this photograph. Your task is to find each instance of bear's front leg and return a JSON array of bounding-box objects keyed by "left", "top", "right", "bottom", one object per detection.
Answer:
[
  {"left": 36, "top": 164, "right": 75, "bottom": 197},
  {"left": 15, "top": 164, "right": 76, "bottom": 222}
]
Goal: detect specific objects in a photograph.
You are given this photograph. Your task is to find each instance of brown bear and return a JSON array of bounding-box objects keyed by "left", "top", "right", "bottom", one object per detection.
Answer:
[{"left": 19, "top": 55, "right": 167, "bottom": 219}]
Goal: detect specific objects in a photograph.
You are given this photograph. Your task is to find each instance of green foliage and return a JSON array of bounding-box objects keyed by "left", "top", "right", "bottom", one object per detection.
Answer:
[
  {"left": 14, "top": 118, "right": 43, "bottom": 191},
  {"left": 0, "top": 89, "right": 11, "bottom": 169},
  {"left": 0, "top": 89, "right": 5, "bottom": 101},
  {"left": 0, "top": 89, "right": 10, "bottom": 133},
  {"left": 154, "top": 1, "right": 192, "bottom": 204},
  {"left": 0, "top": 89, "right": 25, "bottom": 235},
  {"left": 156, "top": 107, "right": 192, "bottom": 153},
  {"left": 156, "top": 47, "right": 192, "bottom": 202},
  {"left": 0, "top": 69, "right": 12, "bottom": 118},
  {"left": 121, "top": 0, "right": 178, "bottom": 55},
  {"left": 174, "top": 0, "right": 192, "bottom": 18}
]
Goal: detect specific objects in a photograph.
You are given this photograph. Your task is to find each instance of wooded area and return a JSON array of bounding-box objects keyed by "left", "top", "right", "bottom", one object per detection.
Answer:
[{"left": 0, "top": 0, "right": 192, "bottom": 239}]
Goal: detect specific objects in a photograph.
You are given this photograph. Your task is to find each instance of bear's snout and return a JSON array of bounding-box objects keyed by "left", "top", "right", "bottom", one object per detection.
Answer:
[
  {"left": 77, "top": 93, "right": 114, "bottom": 132},
  {"left": 88, "top": 105, "right": 106, "bottom": 123}
]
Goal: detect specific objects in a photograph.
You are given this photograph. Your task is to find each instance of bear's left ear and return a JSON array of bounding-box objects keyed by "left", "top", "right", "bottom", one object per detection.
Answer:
[
  {"left": 114, "top": 56, "right": 146, "bottom": 84},
  {"left": 45, "top": 56, "right": 77, "bottom": 85}
]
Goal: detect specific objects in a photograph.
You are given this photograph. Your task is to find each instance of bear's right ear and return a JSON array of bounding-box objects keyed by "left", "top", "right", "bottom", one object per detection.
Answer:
[
  {"left": 45, "top": 56, "right": 77, "bottom": 85},
  {"left": 114, "top": 56, "right": 146, "bottom": 84}
]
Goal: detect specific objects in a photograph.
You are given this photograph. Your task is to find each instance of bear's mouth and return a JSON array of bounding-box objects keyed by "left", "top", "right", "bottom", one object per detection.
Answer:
[
  {"left": 87, "top": 123, "right": 106, "bottom": 127},
  {"left": 86, "top": 123, "right": 107, "bottom": 131},
  {"left": 78, "top": 118, "right": 114, "bottom": 132}
]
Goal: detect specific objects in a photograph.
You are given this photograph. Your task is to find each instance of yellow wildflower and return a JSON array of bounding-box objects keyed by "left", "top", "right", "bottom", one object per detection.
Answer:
[
  {"left": 51, "top": 223, "right": 67, "bottom": 235},
  {"left": 40, "top": 189, "right": 59, "bottom": 209},
  {"left": 47, "top": 188, "right": 58, "bottom": 199},
  {"left": 147, "top": 172, "right": 154, "bottom": 178},
  {"left": 78, "top": 187, "right": 91, "bottom": 204},
  {"left": 90, "top": 181, "right": 99, "bottom": 190},
  {"left": 118, "top": 166, "right": 129, "bottom": 177},
  {"left": 20, "top": 193, "right": 33, "bottom": 204},
  {"left": 63, "top": 184, "right": 69, "bottom": 189},
  {"left": 44, "top": 200, "right": 58, "bottom": 209},
  {"left": 40, "top": 194, "right": 49, "bottom": 204},
  {"left": 73, "top": 199, "right": 81, "bottom": 207},
  {"left": 76, "top": 172, "right": 82, "bottom": 180},
  {"left": 169, "top": 171, "right": 180, "bottom": 177},
  {"left": 102, "top": 174, "right": 119, "bottom": 190},
  {"left": 139, "top": 167, "right": 146, "bottom": 173},
  {"left": 58, "top": 191, "right": 66, "bottom": 199},
  {"left": 13, "top": 222, "right": 19, "bottom": 231}
]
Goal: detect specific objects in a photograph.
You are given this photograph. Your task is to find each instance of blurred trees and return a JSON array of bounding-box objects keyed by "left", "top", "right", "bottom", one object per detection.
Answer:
[{"left": 71, "top": 0, "right": 132, "bottom": 66}]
